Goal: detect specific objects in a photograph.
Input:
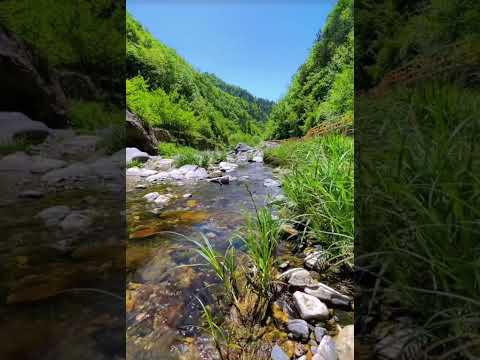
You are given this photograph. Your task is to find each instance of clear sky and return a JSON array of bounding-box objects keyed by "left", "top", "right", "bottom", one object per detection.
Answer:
[{"left": 127, "top": 0, "right": 337, "bottom": 101}]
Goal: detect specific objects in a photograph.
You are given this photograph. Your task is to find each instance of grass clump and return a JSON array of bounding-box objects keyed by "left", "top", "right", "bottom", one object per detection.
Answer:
[
  {"left": 0, "top": 137, "right": 34, "bottom": 156},
  {"left": 158, "top": 142, "right": 226, "bottom": 168},
  {"left": 266, "top": 135, "right": 354, "bottom": 266},
  {"left": 127, "top": 159, "right": 144, "bottom": 168}
]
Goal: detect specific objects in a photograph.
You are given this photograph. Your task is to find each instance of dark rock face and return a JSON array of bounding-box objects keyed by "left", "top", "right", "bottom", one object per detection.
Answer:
[
  {"left": 126, "top": 110, "right": 158, "bottom": 155},
  {"left": 0, "top": 26, "right": 67, "bottom": 128}
]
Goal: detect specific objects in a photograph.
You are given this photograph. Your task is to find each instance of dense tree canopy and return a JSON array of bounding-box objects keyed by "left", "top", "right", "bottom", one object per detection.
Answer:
[
  {"left": 126, "top": 13, "right": 273, "bottom": 148},
  {"left": 266, "top": 0, "right": 353, "bottom": 139}
]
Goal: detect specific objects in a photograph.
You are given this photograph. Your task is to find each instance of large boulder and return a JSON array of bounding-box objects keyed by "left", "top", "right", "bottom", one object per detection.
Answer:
[
  {"left": 0, "top": 26, "right": 67, "bottom": 127},
  {"left": 126, "top": 110, "right": 158, "bottom": 154},
  {"left": 0, "top": 112, "right": 52, "bottom": 144}
]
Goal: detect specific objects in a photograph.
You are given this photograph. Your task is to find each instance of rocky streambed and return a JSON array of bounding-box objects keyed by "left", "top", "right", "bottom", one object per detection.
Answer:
[{"left": 125, "top": 144, "right": 354, "bottom": 360}]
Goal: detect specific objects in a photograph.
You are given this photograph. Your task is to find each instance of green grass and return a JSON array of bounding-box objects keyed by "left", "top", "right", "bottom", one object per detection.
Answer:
[
  {"left": 127, "top": 159, "right": 144, "bottom": 168},
  {"left": 266, "top": 135, "right": 354, "bottom": 265},
  {"left": 158, "top": 142, "right": 226, "bottom": 168},
  {"left": 358, "top": 83, "right": 480, "bottom": 357},
  {"left": 0, "top": 137, "right": 34, "bottom": 156}
]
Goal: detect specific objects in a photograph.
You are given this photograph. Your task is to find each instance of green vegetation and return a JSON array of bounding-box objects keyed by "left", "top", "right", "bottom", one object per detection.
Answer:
[
  {"left": 158, "top": 143, "right": 226, "bottom": 167},
  {"left": 0, "top": 137, "right": 33, "bottom": 156},
  {"left": 266, "top": 0, "right": 353, "bottom": 138},
  {"left": 127, "top": 13, "right": 272, "bottom": 149},
  {"left": 266, "top": 136, "right": 354, "bottom": 264}
]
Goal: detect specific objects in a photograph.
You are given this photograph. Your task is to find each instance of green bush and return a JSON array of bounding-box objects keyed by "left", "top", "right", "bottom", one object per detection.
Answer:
[{"left": 158, "top": 142, "right": 226, "bottom": 168}]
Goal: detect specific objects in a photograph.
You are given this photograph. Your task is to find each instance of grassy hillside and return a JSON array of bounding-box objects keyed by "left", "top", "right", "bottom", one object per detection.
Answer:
[
  {"left": 126, "top": 13, "right": 273, "bottom": 149},
  {"left": 266, "top": 0, "right": 353, "bottom": 139}
]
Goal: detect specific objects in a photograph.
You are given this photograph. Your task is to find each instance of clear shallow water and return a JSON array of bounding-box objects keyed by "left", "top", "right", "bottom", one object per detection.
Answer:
[{"left": 126, "top": 162, "right": 282, "bottom": 356}]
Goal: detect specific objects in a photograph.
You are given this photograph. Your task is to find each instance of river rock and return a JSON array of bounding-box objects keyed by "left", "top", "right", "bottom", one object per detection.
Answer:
[
  {"left": 278, "top": 268, "right": 306, "bottom": 281},
  {"left": 183, "top": 165, "right": 208, "bottom": 179},
  {"left": 264, "top": 178, "right": 281, "bottom": 187},
  {"left": 235, "top": 143, "right": 253, "bottom": 153},
  {"left": 126, "top": 167, "right": 157, "bottom": 177},
  {"left": 59, "top": 211, "right": 93, "bottom": 232},
  {"left": 145, "top": 171, "right": 170, "bottom": 182},
  {"left": 293, "top": 291, "right": 329, "bottom": 321},
  {"left": 304, "top": 283, "right": 352, "bottom": 308},
  {"left": 304, "top": 250, "right": 329, "bottom": 271},
  {"left": 126, "top": 110, "right": 158, "bottom": 154},
  {"left": 219, "top": 161, "right": 238, "bottom": 172},
  {"left": 315, "top": 327, "right": 327, "bottom": 343},
  {"left": 0, "top": 112, "right": 51, "bottom": 144},
  {"left": 145, "top": 157, "right": 174, "bottom": 171},
  {"left": 143, "top": 192, "right": 160, "bottom": 202},
  {"left": 334, "top": 325, "right": 353, "bottom": 360},
  {"left": 59, "top": 135, "right": 100, "bottom": 157},
  {"left": 271, "top": 344, "right": 289, "bottom": 360},
  {"left": 36, "top": 205, "right": 71, "bottom": 226},
  {"left": 42, "top": 162, "right": 92, "bottom": 185},
  {"left": 315, "top": 335, "right": 337, "bottom": 360},
  {"left": 126, "top": 147, "right": 151, "bottom": 164},
  {"left": 208, "top": 176, "right": 230, "bottom": 185},
  {"left": 287, "top": 319, "right": 310, "bottom": 341},
  {"left": 154, "top": 194, "right": 173, "bottom": 205},
  {"left": 288, "top": 269, "right": 317, "bottom": 287},
  {"left": 89, "top": 157, "right": 123, "bottom": 180},
  {"left": 30, "top": 156, "right": 67, "bottom": 174},
  {"left": 18, "top": 190, "right": 44, "bottom": 199}
]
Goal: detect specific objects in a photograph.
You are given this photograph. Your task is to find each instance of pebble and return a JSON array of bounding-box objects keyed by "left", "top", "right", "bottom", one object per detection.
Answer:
[
  {"left": 271, "top": 344, "right": 289, "bottom": 360},
  {"left": 287, "top": 319, "right": 309, "bottom": 341},
  {"left": 143, "top": 192, "right": 159, "bottom": 202}
]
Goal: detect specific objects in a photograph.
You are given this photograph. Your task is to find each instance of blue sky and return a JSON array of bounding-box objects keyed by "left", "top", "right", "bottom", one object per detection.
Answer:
[{"left": 127, "top": 0, "right": 336, "bottom": 101}]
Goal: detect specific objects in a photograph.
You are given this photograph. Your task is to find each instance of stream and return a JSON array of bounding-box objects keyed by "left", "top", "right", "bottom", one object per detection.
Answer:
[{"left": 126, "top": 162, "right": 283, "bottom": 358}]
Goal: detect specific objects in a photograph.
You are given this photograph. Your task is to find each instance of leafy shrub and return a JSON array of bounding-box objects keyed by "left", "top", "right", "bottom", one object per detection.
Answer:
[{"left": 68, "top": 101, "right": 124, "bottom": 132}]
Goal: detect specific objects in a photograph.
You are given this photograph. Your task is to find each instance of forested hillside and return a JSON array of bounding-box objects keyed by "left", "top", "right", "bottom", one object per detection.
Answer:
[
  {"left": 126, "top": 13, "right": 272, "bottom": 149},
  {"left": 266, "top": 0, "right": 353, "bottom": 139}
]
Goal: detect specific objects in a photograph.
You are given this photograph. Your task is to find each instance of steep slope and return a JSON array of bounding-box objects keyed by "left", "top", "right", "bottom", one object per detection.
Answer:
[
  {"left": 126, "top": 13, "right": 272, "bottom": 149},
  {"left": 266, "top": 0, "right": 353, "bottom": 139}
]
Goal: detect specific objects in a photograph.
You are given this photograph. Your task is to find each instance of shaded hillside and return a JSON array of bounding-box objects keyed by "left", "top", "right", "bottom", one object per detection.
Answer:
[
  {"left": 126, "top": 13, "right": 272, "bottom": 148},
  {"left": 266, "top": 0, "right": 353, "bottom": 139}
]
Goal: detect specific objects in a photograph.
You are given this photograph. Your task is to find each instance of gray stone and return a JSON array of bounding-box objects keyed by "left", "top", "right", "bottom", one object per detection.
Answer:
[
  {"left": 126, "top": 147, "right": 151, "bottom": 164},
  {"left": 60, "top": 135, "right": 100, "bottom": 156},
  {"left": 293, "top": 291, "right": 329, "bottom": 321},
  {"left": 316, "top": 335, "right": 337, "bottom": 360},
  {"left": 183, "top": 165, "right": 208, "bottom": 179},
  {"left": 288, "top": 269, "right": 317, "bottom": 287},
  {"left": 89, "top": 157, "right": 123, "bottom": 180},
  {"left": 287, "top": 319, "right": 309, "bottom": 341},
  {"left": 219, "top": 161, "right": 238, "bottom": 172},
  {"left": 235, "top": 143, "right": 253, "bottom": 153},
  {"left": 36, "top": 206, "right": 70, "bottom": 226},
  {"left": 264, "top": 178, "right": 281, "bottom": 187},
  {"left": 334, "top": 325, "right": 353, "bottom": 360},
  {"left": 154, "top": 194, "right": 173, "bottom": 205},
  {"left": 277, "top": 268, "right": 306, "bottom": 281},
  {"left": 304, "top": 283, "right": 352, "bottom": 307},
  {"left": 183, "top": 193, "right": 193, "bottom": 198},
  {"left": 0, "top": 112, "right": 51, "bottom": 143},
  {"left": 145, "top": 157, "right": 174, "bottom": 171},
  {"left": 315, "top": 327, "right": 327, "bottom": 343},
  {"left": 59, "top": 211, "right": 93, "bottom": 232},
  {"left": 42, "top": 163, "right": 92, "bottom": 184},
  {"left": 0, "top": 152, "right": 66, "bottom": 174},
  {"left": 126, "top": 110, "right": 158, "bottom": 154},
  {"left": 143, "top": 192, "right": 159, "bottom": 202},
  {"left": 126, "top": 167, "right": 157, "bottom": 177},
  {"left": 304, "top": 250, "right": 329, "bottom": 271},
  {"left": 146, "top": 171, "right": 170, "bottom": 182},
  {"left": 18, "top": 190, "right": 45, "bottom": 199},
  {"left": 30, "top": 156, "right": 67, "bottom": 174},
  {"left": 271, "top": 344, "right": 289, "bottom": 360},
  {"left": 208, "top": 175, "right": 230, "bottom": 185}
]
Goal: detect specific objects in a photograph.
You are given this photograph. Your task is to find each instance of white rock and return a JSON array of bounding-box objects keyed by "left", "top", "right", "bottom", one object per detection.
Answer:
[
  {"left": 317, "top": 335, "right": 337, "bottom": 360},
  {"left": 146, "top": 171, "right": 170, "bottom": 182},
  {"left": 143, "top": 192, "right": 159, "bottom": 202},
  {"left": 293, "top": 291, "right": 329, "bottom": 321},
  {"left": 145, "top": 157, "right": 174, "bottom": 171},
  {"left": 264, "top": 178, "right": 281, "bottom": 187},
  {"left": 334, "top": 325, "right": 353, "bottom": 360},
  {"left": 304, "top": 283, "right": 352, "bottom": 306},
  {"left": 219, "top": 161, "right": 238, "bottom": 172},
  {"left": 288, "top": 269, "right": 317, "bottom": 287},
  {"left": 277, "top": 268, "right": 306, "bottom": 281},
  {"left": 183, "top": 193, "right": 192, "bottom": 198},
  {"left": 126, "top": 167, "right": 157, "bottom": 177},
  {"left": 126, "top": 147, "right": 151, "bottom": 163},
  {"left": 154, "top": 194, "right": 173, "bottom": 205}
]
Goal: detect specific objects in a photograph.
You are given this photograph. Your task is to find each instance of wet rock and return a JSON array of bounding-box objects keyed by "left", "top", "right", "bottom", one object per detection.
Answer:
[
  {"left": 18, "top": 190, "right": 44, "bottom": 199},
  {"left": 181, "top": 165, "right": 208, "bottom": 180},
  {"left": 126, "top": 147, "right": 151, "bottom": 164},
  {"left": 293, "top": 291, "right": 329, "bottom": 321},
  {"left": 30, "top": 156, "right": 68, "bottom": 174},
  {"left": 279, "top": 261, "right": 290, "bottom": 270},
  {"left": 304, "top": 283, "right": 352, "bottom": 308},
  {"left": 126, "top": 167, "right": 157, "bottom": 177},
  {"left": 36, "top": 205, "right": 70, "bottom": 226},
  {"left": 143, "top": 192, "right": 160, "bottom": 202},
  {"left": 59, "top": 211, "right": 93, "bottom": 233},
  {"left": 288, "top": 269, "right": 317, "bottom": 287},
  {"left": 264, "top": 178, "right": 281, "bottom": 187},
  {"left": 271, "top": 344, "right": 289, "bottom": 360},
  {"left": 304, "top": 250, "right": 329, "bottom": 271},
  {"left": 315, "top": 335, "right": 337, "bottom": 360},
  {"left": 235, "top": 143, "right": 253, "bottom": 153},
  {"left": 334, "top": 325, "right": 353, "bottom": 360},
  {"left": 287, "top": 319, "right": 309, "bottom": 341},
  {"left": 146, "top": 171, "right": 170, "bottom": 182},
  {"left": 252, "top": 154, "right": 263, "bottom": 162},
  {"left": 208, "top": 175, "right": 230, "bottom": 185},
  {"left": 59, "top": 135, "right": 100, "bottom": 156},
  {"left": 183, "top": 193, "right": 192, "bottom": 198},
  {"left": 89, "top": 157, "right": 123, "bottom": 180},
  {"left": 207, "top": 169, "right": 223, "bottom": 178},
  {"left": 315, "top": 327, "right": 327, "bottom": 343},
  {"left": 219, "top": 161, "right": 238, "bottom": 172},
  {"left": 145, "top": 157, "right": 174, "bottom": 171},
  {"left": 278, "top": 268, "right": 306, "bottom": 281},
  {"left": 154, "top": 194, "right": 173, "bottom": 205},
  {"left": 0, "top": 152, "right": 66, "bottom": 174},
  {"left": 42, "top": 162, "right": 92, "bottom": 184},
  {"left": 126, "top": 110, "right": 158, "bottom": 154}
]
